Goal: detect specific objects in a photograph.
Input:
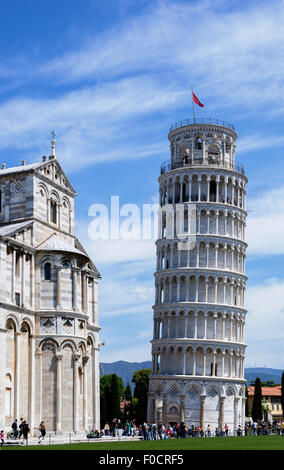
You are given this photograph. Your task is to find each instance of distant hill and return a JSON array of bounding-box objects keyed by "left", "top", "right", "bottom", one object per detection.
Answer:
[
  {"left": 244, "top": 368, "right": 282, "bottom": 385},
  {"left": 100, "top": 362, "right": 283, "bottom": 391}
]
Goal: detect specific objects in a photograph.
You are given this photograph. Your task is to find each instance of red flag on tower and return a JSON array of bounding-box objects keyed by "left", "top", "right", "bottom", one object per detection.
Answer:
[{"left": 192, "top": 91, "right": 204, "bottom": 107}]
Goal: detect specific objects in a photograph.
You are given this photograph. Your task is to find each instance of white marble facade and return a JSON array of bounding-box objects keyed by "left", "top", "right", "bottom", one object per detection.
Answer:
[
  {"left": 148, "top": 119, "right": 247, "bottom": 432},
  {"left": 0, "top": 140, "right": 101, "bottom": 435}
]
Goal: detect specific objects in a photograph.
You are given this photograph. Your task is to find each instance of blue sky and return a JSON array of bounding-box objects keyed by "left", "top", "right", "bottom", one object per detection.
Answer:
[{"left": 1, "top": 0, "right": 284, "bottom": 368}]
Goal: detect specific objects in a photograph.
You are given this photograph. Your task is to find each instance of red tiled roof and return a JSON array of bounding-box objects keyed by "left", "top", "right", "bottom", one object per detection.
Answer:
[{"left": 247, "top": 386, "right": 281, "bottom": 397}]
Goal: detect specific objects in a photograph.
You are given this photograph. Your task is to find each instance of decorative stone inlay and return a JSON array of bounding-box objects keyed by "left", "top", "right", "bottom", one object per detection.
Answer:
[
  {"left": 10, "top": 178, "right": 26, "bottom": 193},
  {"left": 41, "top": 318, "right": 56, "bottom": 334},
  {"left": 226, "top": 387, "right": 234, "bottom": 399},
  {"left": 168, "top": 384, "right": 179, "bottom": 399},
  {"left": 207, "top": 385, "right": 219, "bottom": 399},
  {"left": 156, "top": 384, "right": 163, "bottom": 396},
  {"left": 186, "top": 384, "right": 200, "bottom": 400}
]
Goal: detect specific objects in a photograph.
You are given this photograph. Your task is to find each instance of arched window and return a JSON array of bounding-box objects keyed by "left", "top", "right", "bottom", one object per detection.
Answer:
[
  {"left": 50, "top": 200, "right": 57, "bottom": 224},
  {"left": 168, "top": 406, "right": 179, "bottom": 415},
  {"left": 44, "top": 263, "right": 51, "bottom": 280},
  {"left": 5, "top": 374, "right": 12, "bottom": 417},
  {"left": 195, "top": 137, "right": 202, "bottom": 150}
]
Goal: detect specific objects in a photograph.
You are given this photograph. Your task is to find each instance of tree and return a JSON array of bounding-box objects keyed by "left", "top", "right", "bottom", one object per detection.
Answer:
[
  {"left": 100, "top": 373, "right": 124, "bottom": 426},
  {"left": 252, "top": 377, "right": 263, "bottom": 422},
  {"left": 110, "top": 373, "right": 122, "bottom": 420},
  {"left": 281, "top": 371, "right": 284, "bottom": 418},
  {"left": 132, "top": 368, "right": 151, "bottom": 425},
  {"left": 125, "top": 383, "right": 132, "bottom": 401}
]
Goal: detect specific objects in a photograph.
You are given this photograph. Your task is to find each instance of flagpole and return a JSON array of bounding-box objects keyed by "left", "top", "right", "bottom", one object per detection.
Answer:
[{"left": 191, "top": 88, "right": 196, "bottom": 123}]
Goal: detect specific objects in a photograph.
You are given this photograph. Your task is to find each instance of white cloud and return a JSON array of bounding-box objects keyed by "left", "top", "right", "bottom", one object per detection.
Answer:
[
  {"left": 246, "top": 186, "right": 284, "bottom": 255},
  {"left": 245, "top": 279, "right": 284, "bottom": 368}
]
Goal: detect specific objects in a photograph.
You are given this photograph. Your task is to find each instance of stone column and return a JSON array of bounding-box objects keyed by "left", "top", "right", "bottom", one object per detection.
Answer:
[
  {"left": 92, "top": 346, "right": 100, "bottom": 430},
  {"left": 73, "top": 354, "right": 80, "bottom": 432},
  {"left": 21, "top": 253, "right": 25, "bottom": 307},
  {"left": 221, "top": 352, "right": 225, "bottom": 376},
  {"left": 11, "top": 248, "right": 16, "bottom": 303},
  {"left": 162, "top": 393, "right": 167, "bottom": 425},
  {"left": 55, "top": 354, "right": 63, "bottom": 433},
  {"left": 149, "top": 394, "right": 156, "bottom": 423},
  {"left": 194, "top": 313, "right": 198, "bottom": 338},
  {"left": 203, "top": 352, "right": 206, "bottom": 376},
  {"left": 207, "top": 178, "right": 210, "bottom": 202},
  {"left": 83, "top": 356, "right": 89, "bottom": 430},
  {"left": 212, "top": 352, "right": 216, "bottom": 377},
  {"left": 200, "top": 395, "right": 206, "bottom": 429},
  {"left": 202, "top": 139, "right": 206, "bottom": 164},
  {"left": 30, "top": 255, "right": 34, "bottom": 309},
  {"left": 222, "top": 316, "right": 226, "bottom": 339},
  {"left": 72, "top": 268, "right": 78, "bottom": 311},
  {"left": 81, "top": 272, "right": 87, "bottom": 312},
  {"left": 216, "top": 180, "right": 220, "bottom": 203},
  {"left": 193, "top": 350, "right": 196, "bottom": 375},
  {"left": 213, "top": 315, "right": 217, "bottom": 339},
  {"left": 234, "top": 398, "right": 240, "bottom": 434},
  {"left": 184, "top": 315, "right": 188, "bottom": 338},
  {"left": 219, "top": 396, "right": 225, "bottom": 430},
  {"left": 180, "top": 394, "right": 186, "bottom": 422},
  {"left": 214, "top": 280, "right": 218, "bottom": 303},
  {"left": 14, "top": 331, "right": 20, "bottom": 420},
  {"left": 196, "top": 276, "right": 200, "bottom": 302},
  {"left": 242, "top": 397, "right": 246, "bottom": 427},
  {"left": 183, "top": 351, "right": 186, "bottom": 375},
  {"left": 204, "top": 314, "right": 207, "bottom": 339},
  {"left": 229, "top": 353, "right": 233, "bottom": 377},
  {"left": 29, "top": 334, "right": 35, "bottom": 434},
  {"left": 56, "top": 266, "right": 62, "bottom": 309}
]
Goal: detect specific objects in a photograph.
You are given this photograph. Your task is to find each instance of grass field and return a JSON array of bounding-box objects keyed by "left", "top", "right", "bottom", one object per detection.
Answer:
[{"left": 2, "top": 436, "right": 284, "bottom": 450}]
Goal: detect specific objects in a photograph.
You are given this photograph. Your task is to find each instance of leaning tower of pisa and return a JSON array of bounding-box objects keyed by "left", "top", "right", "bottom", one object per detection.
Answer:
[{"left": 147, "top": 118, "right": 248, "bottom": 434}]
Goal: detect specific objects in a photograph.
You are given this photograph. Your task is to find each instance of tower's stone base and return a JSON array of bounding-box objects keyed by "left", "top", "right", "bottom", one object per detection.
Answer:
[{"left": 148, "top": 377, "right": 246, "bottom": 433}]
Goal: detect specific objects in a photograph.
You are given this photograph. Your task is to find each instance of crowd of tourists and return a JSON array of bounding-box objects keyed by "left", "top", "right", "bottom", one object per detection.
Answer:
[
  {"left": 98, "top": 418, "right": 284, "bottom": 439},
  {"left": 1, "top": 418, "right": 46, "bottom": 446}
]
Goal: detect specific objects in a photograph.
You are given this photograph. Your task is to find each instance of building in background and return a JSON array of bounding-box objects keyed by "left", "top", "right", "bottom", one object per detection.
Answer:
[
  {"left": 148, "top": 117, "right": 248, "bottom": 432},
  {"left": 0, "top": 136, "right": 101, "bottom": 435},
  {"left": 247, "top": 386, "right": 283, "bottom": 420}
]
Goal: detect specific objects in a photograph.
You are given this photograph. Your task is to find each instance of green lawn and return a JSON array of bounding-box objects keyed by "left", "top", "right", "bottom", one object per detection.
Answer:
[{"left": 2, "top": 436, "right": 284, "bottom": 450}]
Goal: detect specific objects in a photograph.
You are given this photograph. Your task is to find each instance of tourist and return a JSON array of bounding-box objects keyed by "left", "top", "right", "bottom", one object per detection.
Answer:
[
  {"left": 152, "top": 422, "right": 157, "bottom": 440},
  {"left": 38, "top": 421, "right": 46, "bottom": 443},
  {"left": 281, "top": 421, "right": 284, "bottom": 436},
  {"left": 0, "top": 430, "right": 4, "bottom": 447},
  {"left": 124, "top": 420, "right": 131, "bottom": 437},
  {"left": 104, "top": 422, "right": 110, "bottom": 436},
  {"left": 252, "top": 421, "right": 257, "bottom": 436},
  {"left": 237, "top": 425, "right": 242, "bottom": 437},
  {"left": 225, "top": 424, "right": 229, "bottom": 436},
  {"left": 12, "top": 419, "right": 18, "bottom": 439},
  {"left": 87, "top": 429, "right": 95, "bottom": 438},
  {"left": 207, "top": 424, "right": 211, "bottom": 437},
  {"left": 21, "top": 421, "right": 30, "bottom": 446},
  {"left": 117, "top": 419, "right": 123, "bottom": 438},
  {"left": 111, "top": 418, "right": 117, "bottom": 437},
  {"left": 180, "top": 422, "right": 186, "bottom": 438},
  {"left": 158, "top": 423, "right": 163, "bottom": 439},
  {"left": 19, "top": 417, "right": 24, "bottom": 440}
]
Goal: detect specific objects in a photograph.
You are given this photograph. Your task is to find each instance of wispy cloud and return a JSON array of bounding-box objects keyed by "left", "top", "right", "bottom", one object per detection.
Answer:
[{"left": 246, "top": 185, "right": 284, "bottom": 255}]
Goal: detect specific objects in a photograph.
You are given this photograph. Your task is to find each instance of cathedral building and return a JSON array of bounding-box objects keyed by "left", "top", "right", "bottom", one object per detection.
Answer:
[
  {"left": 0, "top": 137, "right": 101, "bottom": 435},
  {"left": 148, "top": 118, "right": 247, "bottom": 432}
]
